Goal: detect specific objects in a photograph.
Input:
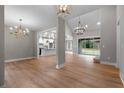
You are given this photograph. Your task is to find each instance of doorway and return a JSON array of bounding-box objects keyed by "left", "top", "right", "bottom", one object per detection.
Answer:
[{"left": 38, "top": 29, "right": 56, "bottom": 56}]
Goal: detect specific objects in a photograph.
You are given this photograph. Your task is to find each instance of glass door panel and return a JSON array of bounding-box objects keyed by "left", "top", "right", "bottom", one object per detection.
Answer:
[{"left": 78, "top": 37, "right": 100, "bottom": 56}]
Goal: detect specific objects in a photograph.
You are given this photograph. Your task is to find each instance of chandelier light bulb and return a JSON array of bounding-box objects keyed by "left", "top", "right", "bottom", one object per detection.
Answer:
[
  {"left": 9, "top": 27, "right": 13, "bottom": 30},
  {"left": 85, "top": 25, "right": 88, "bottom": 28},
  {"left": 97, "top": 22, "right": 101, "bottom": 25}
]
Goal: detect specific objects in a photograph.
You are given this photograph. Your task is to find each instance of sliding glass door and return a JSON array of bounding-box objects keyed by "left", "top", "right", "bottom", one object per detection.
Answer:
[{"left": 78, "top": 37, "right": 100, "bottom": 56}]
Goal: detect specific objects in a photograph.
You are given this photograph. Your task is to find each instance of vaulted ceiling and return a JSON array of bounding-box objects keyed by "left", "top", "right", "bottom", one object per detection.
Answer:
[
  {"left": 68, "top": 9, "right": 101, "bottom": 32},
  {"left": 5, "top": 5, "right": 108, "bottom": 31}
]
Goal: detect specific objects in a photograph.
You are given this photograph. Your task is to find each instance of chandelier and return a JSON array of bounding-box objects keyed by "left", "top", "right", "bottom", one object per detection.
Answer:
[
  {"left": 56, "top": 5, "right": 71, "bottom": 16},
  {"left": 74, "top": 17, "right": 87, "bottom": 35},
  {"left": 9, "top": 19, "right": 30, "bottom": 38}
]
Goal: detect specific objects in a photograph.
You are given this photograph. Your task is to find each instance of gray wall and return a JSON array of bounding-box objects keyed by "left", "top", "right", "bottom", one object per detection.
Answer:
[
  {"left": 5, "top": 26, "right": 35, "bottom": 61},
  {"left": 33, "top": 31, "right": 38, "bottom": 57},
  {"left": 72, "top": 6, "right": 117, "bottom": 64},
  {"left": 117, "top": 5, "right": 124, "bottom": 84},
  {"left": 116, "top": 6, "right": 121, "bottom": 67},
  {"left": 100, "top": 6, "right": 116, "bottom": 63},
  {"left": 0, "top": 5, "right": 4, "bottom": 86}
]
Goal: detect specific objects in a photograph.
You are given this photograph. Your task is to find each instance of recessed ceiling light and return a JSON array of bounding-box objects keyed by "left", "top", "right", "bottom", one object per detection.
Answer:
[
  {"left": 97, "top": 22, "right": 101, "bottom": 25},
  {"left": 9, "top": 27, "right": 13, "bottom": 30}
]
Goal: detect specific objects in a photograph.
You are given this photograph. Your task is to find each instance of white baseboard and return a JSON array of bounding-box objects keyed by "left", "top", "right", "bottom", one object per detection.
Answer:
[
  {"left": 5, "top": 57, "right": 36, "bottom": 63},
  {"left": 120, "top": 71, "right": 124, "bottom": 86},
  {"left": 65, "top": 51, "right": 73, "bottom": 54},
  {"left": 101, "top": 61, "right": 117, "bottom": 66},
  {"left": 56, "top": 64, "right": 64, "bottom": 69}
]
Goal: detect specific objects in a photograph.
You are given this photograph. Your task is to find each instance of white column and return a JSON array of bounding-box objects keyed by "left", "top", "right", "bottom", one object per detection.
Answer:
[
  {"left": 56, "top": 16, "right": 65, "bottom": 69},
  {"left": 0, "top": 5, "right": 4, "bottom": 87},
  {"left": 73, "top": 36, "right": 78, "bottom": 54}
]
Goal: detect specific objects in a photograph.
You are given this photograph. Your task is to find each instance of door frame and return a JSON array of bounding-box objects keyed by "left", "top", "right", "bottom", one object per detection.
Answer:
[{"left": 77, "top": 36, "right": 101, "bottom": 56}]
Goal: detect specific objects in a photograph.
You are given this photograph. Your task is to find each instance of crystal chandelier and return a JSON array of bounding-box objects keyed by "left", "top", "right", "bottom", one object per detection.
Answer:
[
  {"left": 74, "top": 17, "right": 87, "bottom": 35},
  {"left": 9, "top": 19, "right": 30, "bottom": 38},
  {"left": 56, "top": 5, "right": 71, "bottom": 16}
]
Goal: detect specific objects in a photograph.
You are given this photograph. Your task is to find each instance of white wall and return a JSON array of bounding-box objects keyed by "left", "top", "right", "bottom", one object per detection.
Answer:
[{"left": 0, "top": 5, "right": 4, "bottom": 86}]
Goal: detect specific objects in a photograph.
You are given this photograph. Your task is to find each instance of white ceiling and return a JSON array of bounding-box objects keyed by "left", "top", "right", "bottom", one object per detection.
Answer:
[{"left": 5, "top": 5, "right": 108, "bottom": 31}]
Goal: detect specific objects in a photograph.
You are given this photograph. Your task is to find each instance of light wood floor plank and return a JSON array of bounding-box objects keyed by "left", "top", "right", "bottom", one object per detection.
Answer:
[{"left": 5, "top": 54, "right": 123, "bottom": 88}]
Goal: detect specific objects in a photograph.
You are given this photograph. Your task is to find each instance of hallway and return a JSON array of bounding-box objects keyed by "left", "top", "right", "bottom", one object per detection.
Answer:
[{"left": 5, "top": 54, "right": 123, "bottom": 88}]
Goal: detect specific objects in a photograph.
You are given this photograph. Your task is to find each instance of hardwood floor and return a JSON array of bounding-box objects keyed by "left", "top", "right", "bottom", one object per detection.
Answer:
[{"left": 5, "top": 54, "right": 123, "bottom": 88}]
